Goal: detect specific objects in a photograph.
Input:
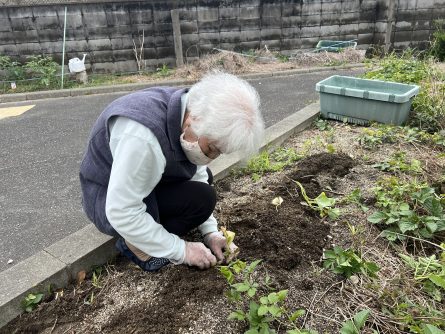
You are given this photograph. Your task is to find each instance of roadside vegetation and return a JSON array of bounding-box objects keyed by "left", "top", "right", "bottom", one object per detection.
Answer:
[{"left": 0, "top": 46, "right": 365, "bottom": 94}]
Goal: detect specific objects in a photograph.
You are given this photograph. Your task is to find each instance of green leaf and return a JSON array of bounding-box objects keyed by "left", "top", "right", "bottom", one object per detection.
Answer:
[
  {"left": 277, "top": 290, "right": 288, "bottom": 301},
  {"left": 328, "top": 208, "right": 341, "bottom": 219},
  {"left": 426, "top": 221, "right": 438, "bottom": 233},
  {"left": 32, "top": 293, "right": 44, "bottom": 304},
  {"left": 382, "top": 229, "right": 399, "bottom": 241},
  {"left": 364, "top": 262, "right": 380, "bottom": 277},
  {"left": 245, "top": 329, "right": 260, "bottom": 334},
  {"left": 268, "top": 292, "right": 279, "bottom": 303},
  {"left": 429, "top": 275, "right": 445, "bottom": 289},
  {"left": 353, "top": 309, "right": 370, "bottom": 330},
  {"left": 340, "top": 320, "right": 356, "bottom": 334},
  {"left": 290, "top": 309, "right": 306, "bottom": 321},
  {"left": 367, "top": 211, "right": 387, "bottom": 224},
  {"left": 228, "top": 310, "right": 246, "bottom": 321},
  {"left": 422, "top": 324, "right": 445, "bottom": 334},
  {"left": 260, "top": 296, "right": 269, "bottom": 305},
  {"left": 399, "top": 203, "right": 410, "bottom": 211},
  {"left": 268, "top": 305, "right": 281, "bottom": 316},
  {"left": 315, "top": 192, "right": 335, "bottom": 209},
  {"left": 248, "top": 287, "right": 257, "bottom": 298},
  {"left": 258, "top": 305, "right": 269, "bottom": 316},
  {"left": 399, "top": 220, "right": 418, "bottom": 233},
  {"left": 234, "top": 283, "right": 250, "bottom": 292},
  {"left": 424, "top": 197, "right": 443, "bottom": 217},
  {"left": 247, "top": 260, "right": 262, "bottom": 273}
]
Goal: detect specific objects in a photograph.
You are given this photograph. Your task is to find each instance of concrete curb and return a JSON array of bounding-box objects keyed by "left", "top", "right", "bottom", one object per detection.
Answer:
[
  {"left": 0, "top": 101, "right": 320, "bottom": 328},
  {"left": 0, "top": 64, "right": 364, "bottom": 103}
]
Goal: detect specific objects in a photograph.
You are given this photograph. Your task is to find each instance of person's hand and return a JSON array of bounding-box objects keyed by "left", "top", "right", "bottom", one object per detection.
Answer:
[
  {"left": 183, "top": 241, "right": 217, "bottom": 269},
  {"left": 203, "top": 231, "right": 239, "bottom": 264}
]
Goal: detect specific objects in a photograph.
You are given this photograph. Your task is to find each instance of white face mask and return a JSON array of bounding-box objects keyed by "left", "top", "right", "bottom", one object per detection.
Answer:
[{"left": 180, "top": 133, "right": 214, "bottom": 165}]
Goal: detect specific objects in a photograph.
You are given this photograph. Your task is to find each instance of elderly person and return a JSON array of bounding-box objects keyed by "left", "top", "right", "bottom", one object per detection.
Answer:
[{"left": 79, "top": 72, "right": 264, "bottom": 272}]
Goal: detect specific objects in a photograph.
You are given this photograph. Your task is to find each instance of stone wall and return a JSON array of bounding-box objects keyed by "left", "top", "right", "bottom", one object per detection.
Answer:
[{"left": 0, "top": 0, "right": 444, "bottom": 73}]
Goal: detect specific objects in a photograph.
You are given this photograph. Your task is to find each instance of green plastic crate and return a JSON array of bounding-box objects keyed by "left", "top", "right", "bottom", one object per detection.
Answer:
[
  {"left": 315, "top": 75, "right": 420, "bottom": 125},
  {"left": 315, "top": 40, "right": 357, "bottom": 52}
]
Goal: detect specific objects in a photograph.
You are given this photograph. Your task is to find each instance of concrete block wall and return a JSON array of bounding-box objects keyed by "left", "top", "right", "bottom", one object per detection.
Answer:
[{"left": 0, "top": 0, "right": 443, "bottom": 74}]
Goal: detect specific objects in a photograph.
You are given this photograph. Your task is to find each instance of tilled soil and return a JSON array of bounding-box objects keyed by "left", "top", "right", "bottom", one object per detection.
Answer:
[{"left": 3, "top": 153, "right": 359, "bottom": 334}]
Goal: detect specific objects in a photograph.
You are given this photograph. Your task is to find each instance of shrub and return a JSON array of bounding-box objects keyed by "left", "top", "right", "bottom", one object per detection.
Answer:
[
  {"left": 0, "top": 55, "right": 25, "bottom": 81},
  {"left": 24, "top": 55, "right": 59, "bottom": 87},
  {"left": 430, "top": 20, "right": 445, "bottom": 61}
]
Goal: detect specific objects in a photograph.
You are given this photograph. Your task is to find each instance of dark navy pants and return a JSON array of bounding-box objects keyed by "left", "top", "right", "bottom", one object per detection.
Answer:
[{"left": 95, "top": 168, "right": 216, "bottom": 238}]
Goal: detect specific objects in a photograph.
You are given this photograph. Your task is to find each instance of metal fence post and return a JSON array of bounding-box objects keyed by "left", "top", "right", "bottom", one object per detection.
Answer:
[{"left": 61, "top": 6, "right": 67, "bottom": 89}]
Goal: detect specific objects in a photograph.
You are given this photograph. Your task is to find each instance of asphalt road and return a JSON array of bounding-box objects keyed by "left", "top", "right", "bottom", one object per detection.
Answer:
[{"left": 0, "top": 68, "right": 364, "bottom": 272}]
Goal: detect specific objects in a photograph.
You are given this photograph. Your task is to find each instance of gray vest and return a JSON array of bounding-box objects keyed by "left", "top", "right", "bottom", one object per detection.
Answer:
[{"left": 79, "top": 87, "right": 196, "bottom": 235}]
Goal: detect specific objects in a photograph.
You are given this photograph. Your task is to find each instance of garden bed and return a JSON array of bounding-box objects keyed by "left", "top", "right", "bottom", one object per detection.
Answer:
[{"left": 2, "top": 121, "right": 445, "bottom": 334}]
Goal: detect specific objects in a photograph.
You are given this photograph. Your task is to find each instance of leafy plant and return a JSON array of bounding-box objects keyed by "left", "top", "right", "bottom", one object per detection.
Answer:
[
  {"left": 368, "top": 178, "right": 445, "bottom": 241},
  {"left": 276, "top": 53, "right": 290, "bottom": 63},
  {"left": 293, "top": 180, "right": 340, "bottom": 219},
  {"left": 372, "top": 152, "right": 422, "bottom": 174},
  {"left": 91, "top": 266, "right": 103, "bottom": 288},
  {"left": 430, "top": 20, "right": 445, "bottom": 61},
  {"left": 156, "top": 64, "right": 171, "bottom": 77},
  {"left": 410, "top": 79, "right": 445, "bottom": 133},
  {"left": 339, "top": 309, "right": 370, "bottom": 334},
  {"left": 219, "top": 259, "right": 318, "bottom": 334},
  {"left": 358, "top": 126, "right": 398, "bottom": 149},
  {"left": 341, "top": 188, "right": 369, "bottom": 212},
  {"left": 358, "top": 124, "right": 445, "bottom": 150},
  {"left": 400, "top": 249, "right": 445, "bottom": 301},
  {"left": 386, "top": 297, "right": 445, "bottom": 333},
  {"left": 24, "top": 55, "right": 59, "bottom": 87},
  {"left": 363, "top": 50, "right": 430, "bottom": 84},
  {"left": 242, "top": 147, "right": 303, "bottom": 180},
  {"left": 323, "top": 246, "right": 379, "bottom": 278},
  {"left": 220, "top": 226, "right": 240, "bottom": 262},
  {"left": 0, "top": 55, "right": 25, "bottom": 81},
  {"left": 22, "top": 293, "right": 44, "bottom": 312}
]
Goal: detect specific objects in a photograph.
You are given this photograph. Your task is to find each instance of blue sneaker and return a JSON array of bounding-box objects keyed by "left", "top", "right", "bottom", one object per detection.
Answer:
[{"left": 115, "top": 238, "right": 170, "bottom": 272}]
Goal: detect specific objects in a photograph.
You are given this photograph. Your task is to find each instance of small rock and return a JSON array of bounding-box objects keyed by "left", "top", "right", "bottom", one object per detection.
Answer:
[
  {"left": 136, "top": 286, "right": 144, "bottom": 292},
  {"left": 349, "top": 275, "right": 359, "bottom": 285},
  {"left": 7, "top": 259, "right": 13, "bottom": 264}
]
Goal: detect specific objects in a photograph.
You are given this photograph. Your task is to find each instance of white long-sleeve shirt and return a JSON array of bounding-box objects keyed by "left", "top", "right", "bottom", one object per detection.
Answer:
[{"left": 105, "top": 95, "right": 218, "bottom": 264}]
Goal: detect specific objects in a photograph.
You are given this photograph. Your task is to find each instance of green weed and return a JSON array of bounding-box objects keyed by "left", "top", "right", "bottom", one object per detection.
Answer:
[
  {"left": 372, "top": 152, "right": 422, "bottom": 174},
  {"left": 156, "top": 64, "right": 171, "bottom": 77},
  {"left": 323, "top": 246, "right": 379, "bottom": 278},
  {"left": 22, "top": 293, "right": 44, "bottom": 312},
  {"left": 385, "top": 297, "right": 445, "bottom": 333},
  {"left": 293, "top": 180, "right": 340, "bottom": 219},
  {"left": 341, "top": 189, "right": 369, "bottom": 212},
  {"left": 0, "top": 55, "right": 25, "bottom": 81},
  {"left": 339, "top": 309, "right": 370, "bottom": 334},
  {"left": 24, "top": 55, "right": 59, "bottom": 87},
  {"left": 368, "top": 178, "right": 445, "bottom": 241},
  {"left": 241, "top": 148, "right": 303, "bottom": 180},
  {"left": 400, "top": 249, "right": 445, "bottom": 302},
  {"left": 430, "top": 20, "right": 445, "bottom": 61},
  {"left": 219, "top": 259, "right": 318, "bottom": 334},
  {"left": 314, "top": 118, "right": 333, "bottom": 132}
]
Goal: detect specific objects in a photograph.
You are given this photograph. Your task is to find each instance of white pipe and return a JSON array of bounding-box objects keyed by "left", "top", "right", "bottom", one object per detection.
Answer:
[{"left": 61, "top": 6, "right": 67, "bottom": 89}]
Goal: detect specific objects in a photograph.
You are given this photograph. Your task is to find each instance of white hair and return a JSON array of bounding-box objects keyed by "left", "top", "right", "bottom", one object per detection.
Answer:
[{"left": 187, "top": 72, "right": 264, "bottom": 156}]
